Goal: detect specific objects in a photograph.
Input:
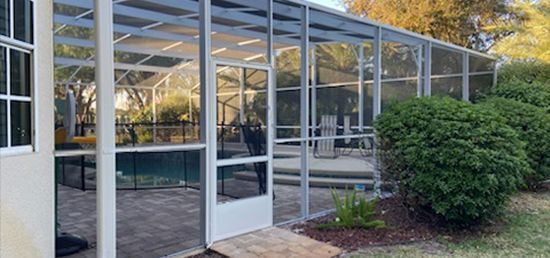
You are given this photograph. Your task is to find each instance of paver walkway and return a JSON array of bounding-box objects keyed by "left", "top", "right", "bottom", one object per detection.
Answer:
[{"left": 211, "top": 227, "right": 342, "bottom": 258}]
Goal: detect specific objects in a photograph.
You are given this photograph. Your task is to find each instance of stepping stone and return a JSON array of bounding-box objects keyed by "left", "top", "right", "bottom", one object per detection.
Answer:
[{"left": 211, "top": 227, "right": 342, "bottom": 258}]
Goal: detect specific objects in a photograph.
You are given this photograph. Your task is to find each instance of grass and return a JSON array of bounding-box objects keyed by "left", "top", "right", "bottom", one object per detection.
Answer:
[{"left": 347, "top": 192, "right": 550, "bottom": 258}]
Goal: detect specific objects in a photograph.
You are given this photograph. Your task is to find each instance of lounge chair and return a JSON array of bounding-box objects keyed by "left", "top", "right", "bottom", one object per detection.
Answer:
[{"left": 313, "top": 115, "right": 339, "bottom": 159}]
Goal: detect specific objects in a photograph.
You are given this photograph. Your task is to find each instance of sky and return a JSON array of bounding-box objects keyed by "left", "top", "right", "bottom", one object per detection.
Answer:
[{"left": 307, "top": 0, "right": 345, "bottom": 11}]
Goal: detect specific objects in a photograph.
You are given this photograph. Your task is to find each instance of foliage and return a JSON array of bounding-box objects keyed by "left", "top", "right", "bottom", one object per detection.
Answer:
[
  {"left": 276, "top": 48, "right": 302, "bottom": 88},
  {"left": 318, "top": 188, "right": 386, "bottom": 230},
  {"left": 341, "top": 0, "right": 513, "bottom": 50},
  {"left": 54, "top": 22, "right": 97, "bottom": 124},
  {"left": 54, "top": 13, "right": 201, "bottom": 126},
  {"left": 274, "top": 48, "right": 301, "bottom": 139},
  {"left": 317, "top": 43, "right": 359, "bottom": 80},
  {"left": 348, "top": 192, "right": 550, "bottom": 258},
  {"left": 479, "top": 97, "right": 550, "bottom": 188},
  {"left": 498, "top": 61, "right": 550, "bottom": 85},
  {"left": 132, "top": 92, "right": 194, "bottom": 123},
  {"left": 490, "top": 80, "right": 550, "bottom": 112},
  {"left": 128, "top": 92, "right": 196, "bottom": 145},
  {"left": 136, "top": 130, "right": 153, "bottom": 144},
  {"left": 487, "top": 0, "right": 550, "bottom": 62},
  {"left": 374, "top": 97, "right": 529, "bottom": 226}
]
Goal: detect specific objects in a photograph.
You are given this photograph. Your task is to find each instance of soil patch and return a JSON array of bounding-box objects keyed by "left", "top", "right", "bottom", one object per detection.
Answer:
[{"left": 290, "top": 197, "right": 505, "bottom": 251}]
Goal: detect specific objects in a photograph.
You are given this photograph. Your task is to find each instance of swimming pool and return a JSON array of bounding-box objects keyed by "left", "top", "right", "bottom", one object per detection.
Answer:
[{"left": 57, "top": 150, "right": 267, "bottom": 190}]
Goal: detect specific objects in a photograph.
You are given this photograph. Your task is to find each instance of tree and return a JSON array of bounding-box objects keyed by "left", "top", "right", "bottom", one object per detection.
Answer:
[
  {"left": 486, "top": 0, "right": 550, "bottom": 62},
  {"left": 54, "top": 23, "right": 96, "bottom": 126},
  {"left": 315, "top": 43, "right": 359, "bottom": 123},
  {"left": 341, "top": 0, "right": 513, "bottom": 51},
  {"left": 54, "top": 4, "right": 166, "bottom": 126}
]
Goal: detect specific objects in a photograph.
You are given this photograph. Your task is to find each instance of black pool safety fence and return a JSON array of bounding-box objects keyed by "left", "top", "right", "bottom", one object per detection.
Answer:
[{"left": 55, "top": 121, "right": 266, "bottom": 198}]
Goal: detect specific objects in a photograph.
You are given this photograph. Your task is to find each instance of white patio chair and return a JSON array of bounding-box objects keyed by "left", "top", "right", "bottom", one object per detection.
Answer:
[{"left": 313, "top": 115, "right": 339, "bottom": 159}]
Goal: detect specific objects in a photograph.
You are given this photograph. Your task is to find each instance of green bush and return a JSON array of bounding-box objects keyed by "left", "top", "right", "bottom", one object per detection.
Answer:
[
  {"left": 318, "top": 188, "right": 385, "bottom": 230},
  {"left": 490, "top": 80, "right": 550, "bottom": 112},
  {"left": 132, "top": 93, "right": 196, "bottom": 123},
  {"left": 498, "top": 61, "right": 550, "bottom": 85},
  {"left": 479, "top": 97, "right": 550, "bottom": 188},
  {"left": 137, "top": 130, "right": 153, "bottom": 144},
  {"left": 374, "top": 97, "right": 529, "bottom": 226}
]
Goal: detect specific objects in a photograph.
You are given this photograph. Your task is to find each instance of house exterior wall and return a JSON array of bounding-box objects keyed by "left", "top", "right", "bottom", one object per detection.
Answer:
[{"left": 0, "top": 0, "right": 55, "bottom": 257}]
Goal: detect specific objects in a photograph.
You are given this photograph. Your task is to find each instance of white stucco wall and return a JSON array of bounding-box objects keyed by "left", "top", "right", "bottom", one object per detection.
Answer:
[{"left": 0, "top": 0, "right": 55, "bottom": 257}]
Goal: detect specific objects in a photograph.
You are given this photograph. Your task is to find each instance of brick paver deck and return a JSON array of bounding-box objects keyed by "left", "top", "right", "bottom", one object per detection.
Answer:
[
  {"left": 58, "top": 182, "right": 342, "bottom": 258},
  {"left": 211, "top": 227, "right": 342, "bottom": 258}
]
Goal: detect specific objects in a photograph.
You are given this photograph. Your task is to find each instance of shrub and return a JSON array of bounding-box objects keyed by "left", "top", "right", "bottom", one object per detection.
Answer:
[
  {"left": 490, "top": 80, "right": 550, "bottom": 112},
  {"left": 132, "top": 93, "right": 196, "bottom": 123},
  {"left": 374, "top": 97, "right": 529, "bottom": 226},
  {"left": 318, "top": 188, "right": 385, "bottom": 229},
  {"left": 498, "top": 61, "right": 550, "bottom": 85},
  {"left": 479, "top": 97, "right": 550, "bottom": 188}
]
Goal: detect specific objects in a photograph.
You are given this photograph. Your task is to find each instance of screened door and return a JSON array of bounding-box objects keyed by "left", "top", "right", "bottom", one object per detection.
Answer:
[{"left": 211, "top": 60, "right": 273, "bottom": 240}]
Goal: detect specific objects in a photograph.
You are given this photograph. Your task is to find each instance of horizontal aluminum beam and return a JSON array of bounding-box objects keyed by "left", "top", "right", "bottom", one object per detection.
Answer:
[
  {"left": 284, "top": 0, "right": 496, "bottom": 59},
  {"left": 226, "top": 0, "right": 375, "bottom": 40},
  {"left": 55, "top": 0, "right": 301, "bottom": 47},
  {"left": 54, "top": 36, "right": 198, "bottom": 60},
  {"left": 54, "top": 14, "right": 267, "bottom": 55},
  {"left": 54, "top": 57, "right": 198, "bottom": 74},
  {"left": 149, "top": 0, "right": 364, "bottom": 44}
]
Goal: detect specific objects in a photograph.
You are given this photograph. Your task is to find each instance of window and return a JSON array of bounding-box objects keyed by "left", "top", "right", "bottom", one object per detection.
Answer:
[{"left": 0, "top": 0, "right": 34, "bottom": 150}]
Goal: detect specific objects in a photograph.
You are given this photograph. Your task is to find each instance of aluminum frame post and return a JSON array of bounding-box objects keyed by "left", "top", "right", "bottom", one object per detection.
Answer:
[
  {"left": 372, "top": 27, "right": 381, "bottom": 117},
  {"left": 300, "top": 5, "right": 310, "bottom": 218},
  {"left": 267, "top": 0, "right": 274, "bottom": 66},
  {"left": 269, "top": 0, "right": 278, "bottom": 143},
  {"left": 310, "top": 44, "right": 317, "bottom": 137},
  {"left": 199, "top": 0, "right": 213, "bottom": 246},
  {"left": 358, "top": 44, "right": 365, "bottom": 132},
  {"left": 94, "top": 0, "right": 116, "bottom": 256},
  {"left": 416, "top": 46, "right": 423, "bottom": 97},
  {"left": 423, "top": 42, "right": 432, "bottom": 96},
  {"left": 239, "top": 67, "right": 245, "bottom": 144},
  {"left": 372, "top": 26, "right": 382, "bottom": 196},
  {"left": 267, "top": 0, "right": 276, "bottom": 218},
  {"left": 493, "top": 60, "right": 498, "bottom": 88},
  {"left": 462, "top": 52, "right": 469, "bottom": 101}
]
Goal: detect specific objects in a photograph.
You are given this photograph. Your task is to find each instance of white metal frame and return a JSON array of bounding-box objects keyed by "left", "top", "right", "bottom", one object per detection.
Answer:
[
  {"left": 50, "top": 1, "right": 501, "bottom": 257},
  {"left": 199, "top": 0, "right": 212, "bottom": 247},
  {"left": 423, "top": 41, "right": 432, "bottom": 96},
  {"left": 463, "top": 52, "right": 470, "bottom": 101},
  {"left": 0, "top": 0, "right": 36, "bottom": 157},
  {"left": 428, "top": 44, "right": 466, "bottom": 99},
  {"left": 94, "top": 0, "right": 116, "bottom": 256}
]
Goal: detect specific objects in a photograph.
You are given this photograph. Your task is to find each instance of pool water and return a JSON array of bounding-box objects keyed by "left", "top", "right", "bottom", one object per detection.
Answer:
[
  {"left": 116, "top": 151, "right": 202, "bottom": 183},
  {"left": 114, "top": 151, "right": 251, "bottom": 188},
  {"left": 58, "top": 150, "right": 285, "bottom": 189}
]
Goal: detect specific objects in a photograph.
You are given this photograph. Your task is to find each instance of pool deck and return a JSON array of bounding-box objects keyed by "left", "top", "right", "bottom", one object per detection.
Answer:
[
  {"left": 58, "top": 182, "right": 354, "bottom": 258},
  {"left": 58, "top": 185, "right": 201, "bottom": 258},
  {"left": 57, "top": 147, "right": 379, "bottom": 258}
]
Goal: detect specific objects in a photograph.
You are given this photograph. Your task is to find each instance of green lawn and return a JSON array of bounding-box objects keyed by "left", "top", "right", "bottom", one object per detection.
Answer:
[{"left": 348, "top": 192, "right": 550, "bottom": 258}]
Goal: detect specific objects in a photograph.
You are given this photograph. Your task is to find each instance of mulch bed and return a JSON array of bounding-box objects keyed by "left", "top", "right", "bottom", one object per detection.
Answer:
[{"left": 290, "top": 197, "right": 502, "bottom": 251}]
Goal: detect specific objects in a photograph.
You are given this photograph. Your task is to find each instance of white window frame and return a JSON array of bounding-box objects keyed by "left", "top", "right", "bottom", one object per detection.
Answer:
[{"left": 0, "top": 0, "right": 36, "bottom": 157}]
